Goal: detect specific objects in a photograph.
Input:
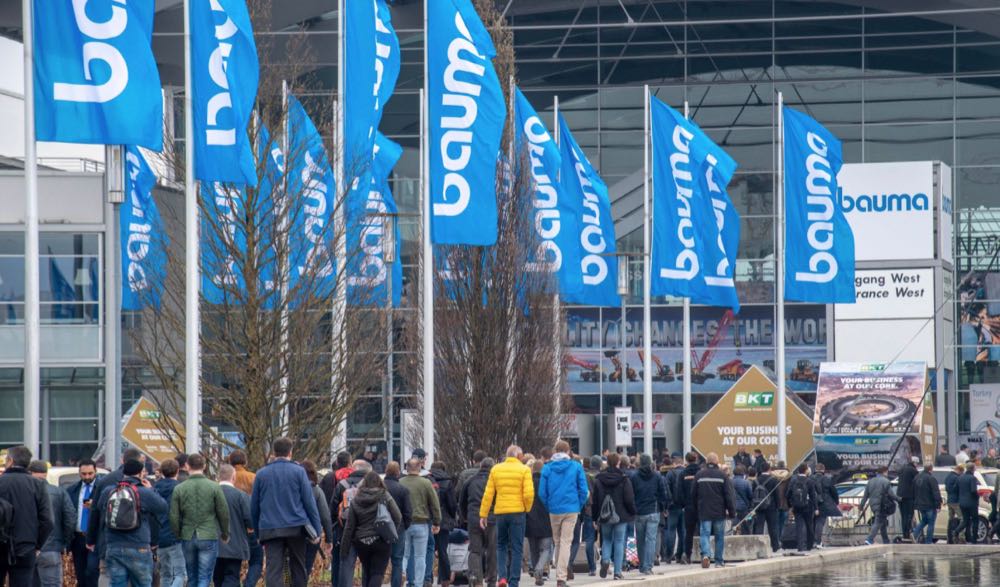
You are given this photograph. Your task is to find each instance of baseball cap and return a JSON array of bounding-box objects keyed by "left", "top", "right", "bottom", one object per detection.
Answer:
[{"left": 412, "top": 448, "right": 427, "bottom": 459}]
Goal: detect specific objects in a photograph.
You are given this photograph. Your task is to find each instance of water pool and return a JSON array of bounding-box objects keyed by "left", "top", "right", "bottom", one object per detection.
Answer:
[{"left": 720, "top": 555, "right": 1000, "bottom": 586}]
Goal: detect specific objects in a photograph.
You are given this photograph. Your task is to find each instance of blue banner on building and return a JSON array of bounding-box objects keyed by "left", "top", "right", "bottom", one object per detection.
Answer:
[
  {"left": 782, "top": 106, "right": 856, "bottom": 303},
  {"left": 121, "top": 146, "right": 165, "bottom": 310},
  {"left": 513, "top": 88, "right": 582, "bottom": 299},
  {"left": 33, "top": 0, "right": 163, "bottom": 150},
  {"left": 191, "top": 0, "right": 259, "bottom": 185},
  {"left": 558, "top": 115, "right": 619, "bottom": 307},
  {"left": 348, "top": 132, "right": 403, "bottom": 307},
  {"left": 428, "top": 0, "right": 506, "bottom": 245}
]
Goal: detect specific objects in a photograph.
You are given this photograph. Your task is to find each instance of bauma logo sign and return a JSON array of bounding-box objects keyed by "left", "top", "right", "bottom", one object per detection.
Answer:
[{"left": 840, "top": 190, "right": 930, "bottom": 213}]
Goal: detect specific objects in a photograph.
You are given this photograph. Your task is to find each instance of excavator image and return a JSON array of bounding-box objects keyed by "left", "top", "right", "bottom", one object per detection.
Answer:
[
  {"left": 637, "top": 350, "right": 675, "bottom": 382},
  {"left": 607, "top": 351, "right": 639, "bottom": 383},
  {"left": 717, "top": 359, "right": 751, "bottom": 381},
  {"left": 790, "top": 359, "right": 819, "bottom": 384},
  {"left": 564, "top": 354, "right": 605, "bottom": 383},
  {"left": 677, "top": 310, "right": 736, "bottom": 385}
]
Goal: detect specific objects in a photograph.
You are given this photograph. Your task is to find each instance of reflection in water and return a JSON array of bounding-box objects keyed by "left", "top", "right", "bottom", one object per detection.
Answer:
[{"left": 720, "top": 555, "right": 1000, "bottom": 587}]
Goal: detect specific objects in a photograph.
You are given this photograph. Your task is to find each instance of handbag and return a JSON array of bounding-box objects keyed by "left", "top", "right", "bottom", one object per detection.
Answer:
[{"left": 375, "top": 500, "right": 399, "bottom": 544}]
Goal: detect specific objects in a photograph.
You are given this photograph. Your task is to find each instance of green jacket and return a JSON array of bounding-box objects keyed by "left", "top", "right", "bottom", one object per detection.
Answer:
[
  {"left": 400, "top": 474, "right": 441, "bottom": 525},
  {"left": 169, "top": 474, "right": 230, "bottom": 541}
]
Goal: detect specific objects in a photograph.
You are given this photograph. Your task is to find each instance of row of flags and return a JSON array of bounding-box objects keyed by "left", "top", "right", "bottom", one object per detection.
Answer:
[{"left": 32, "top": 0, "right": 856, "bottom": 316}]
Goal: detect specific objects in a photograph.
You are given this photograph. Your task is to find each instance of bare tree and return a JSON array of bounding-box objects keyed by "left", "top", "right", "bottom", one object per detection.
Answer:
[
  {"left": 403, "top": 1, "right": 566, "bottom": 469},
  {"left": 129, "top": 1, "right": 386, "bottom": 469}
]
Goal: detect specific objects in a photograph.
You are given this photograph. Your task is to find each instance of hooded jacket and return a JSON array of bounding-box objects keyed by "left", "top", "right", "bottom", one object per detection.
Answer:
[
  {"left": 678, "top": 462, "right": 702, "bottom": 515},
  {"left": 539, "top": 454, "right": 588, "bottom": 515},
  {"left": 526, "top": 472, "right": 552, "bottom": 538},
  {"left": 771, "top": 468, "right": 792, "bottom": 511},
  {"left": 897, "top": 462, "right": 918, "bottom": 500},
  {"left": 340, "top": 487, "right": 401, "bottom": 558},
  {"left": 460, "top": 468, "right": 494, "bottom": 526},
  {"left": 692, "top": 464, "right": 736, "bottom": 522},
  {"left": 592, "top": 467, "right": 637, "bottom": 524},
  {"left": 913, "top": 470, "right": 943, "bottom": 511},
  {"left": 430, "top": 468, "right": 458, "bottom": 531},
  {"left": 629, "top": 465, "right": 668, "bottom": 516}
]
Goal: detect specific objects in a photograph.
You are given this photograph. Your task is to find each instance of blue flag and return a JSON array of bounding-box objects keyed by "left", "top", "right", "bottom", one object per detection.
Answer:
[
  {"left": 33, "top": 0, "right": 163, "bottom": 150},
  {"left": 650, "top": 97, "right": 716, "bottom": 301},
  {"left": 513, "top": 88, "right": 582, "bottom": 299},
  {"left": 558, "top": 115, "right": 620, "bottom": 307},
  {"left": 783, "top": 106, "right": 855, "bottom": 303},
  {"left": 347, "top": 133, "right": 403, "bottom": 307},
  {"left": 121, "top": 146, "right": 166, "bottom": 310},
  {"left": 254, "top": 124, "right": 284, "bottom": 307},
  {"left": 191, "top": 0, "right": 259, "bottom": 185},
  {"left": 287, "top": 95, "right": 336, "bottom": 297},
  {"left": 201, "top": 182, "right": 246, "bottom": 304},
  {"left": 428, "top": 0, "right": 506, "bottom": 245},
  {"left": 344, "top": 0, "right": 400, "bottom": 188}
]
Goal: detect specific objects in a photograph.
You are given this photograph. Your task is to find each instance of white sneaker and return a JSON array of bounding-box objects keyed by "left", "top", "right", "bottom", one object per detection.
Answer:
[{"left": 815, "top": 544, "right": 825, "bottom": 550}]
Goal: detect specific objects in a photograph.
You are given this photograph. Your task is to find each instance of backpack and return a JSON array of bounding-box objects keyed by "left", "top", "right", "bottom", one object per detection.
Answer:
[
  {"left": 338, "top": 479, "right": 361, "bottom": 524},
  {"left": 752, "top": 481, "right": 773, "bottom": 510},
  {"left": 880, "top": 497, "right": 896, "bottom": 516},
  {"left": 598, "top": 494, "right": 619, "bottom": 525},
  {"left": 0, "top": 496, "right": 14, "bottom": 545},
  {"left": 374, "top": 500, "right": 399, "bottom": 544},
  {"left": 788, "top": 478, "right": 809, "bottom": 511},
  {"left": 106, "top": 482, "right": 142, "bottom": 531}
]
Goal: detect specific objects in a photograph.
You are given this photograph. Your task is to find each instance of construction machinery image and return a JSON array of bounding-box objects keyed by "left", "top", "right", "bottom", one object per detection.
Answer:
[
  {"left": 790, "top": 359, "right": 820, "bottom": 384},
  {"left": 637, "top": 350, "right": 675, "bottom": 382},
  {"left": 717, "top": 359, "right": 751, "bottom": 381},
  {"left": 565, "top": 354, "right": 605, "bottom": 382},
  {"left": 607, "top": 350, "right": 639, "bottom": 383},
  {"left": 676, "top": 309, "right": 735, "bottom": 385}
]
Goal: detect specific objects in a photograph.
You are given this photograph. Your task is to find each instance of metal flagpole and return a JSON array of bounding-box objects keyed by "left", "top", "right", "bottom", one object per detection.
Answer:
[
  {"left": 642, "top": 85, "right": 653, "bottom": 454},
  {"left": 421, "top": 0, "right": 434, "bottom": 463},
  {"left": 183, "top": 0, "right": 201, "bottom": 454},
  {"left": 104, "top": 146, "right": 125, "bottom": 466},
  {"left": 22, "top": 0, "right": 40, "bottom": 456},
  {"left": 332, "top": 0, "right": 348, "bottom": 456},
  {"left": 682, "top": 100, "right": 692, "bottom": 454},
  {"left": 776, "top": 92, "right": 787, "bottom": 463},
  {"left": 553, "top": 96, "right": 562, "bottom": 426},
  {"left": 279, "top": 81, "right": 290, "bottom": 434}
]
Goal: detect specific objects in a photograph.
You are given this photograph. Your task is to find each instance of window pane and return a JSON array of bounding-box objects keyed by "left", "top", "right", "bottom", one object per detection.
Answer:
[
  {"left": 49, "top": 387, "right": 100, "bottom": 419},
  {"left": 39, "top": 233, "right": 99, "bottom": 256}
]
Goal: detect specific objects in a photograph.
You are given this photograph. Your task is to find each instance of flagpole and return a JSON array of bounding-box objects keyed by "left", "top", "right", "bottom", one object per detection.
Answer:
[
  {"left": 776, "top": 92, "right": 787, "bottom": 463},
  {"left": 333, "top": 0, "right": 348, "bottom": 456},
  {"left": 642, "top": 85, "right": 653, "bottom": 454},
  {"left": 183, "top": 0, "right": 201, "bottom": 455},
  {"left": 104, "top": 146, "right": 124, "bottom": 467},
  {"left": 553, "top": 96, "right": 563, "bottom": 426},
  {"left": 421, "top": 0, "right": 434, "bottom": 464},
  {"left": 682, "top": 101, "right": 692, "bottom": 454},
  {"left": 22, "top": 0, "right": 40, "bottom": 456},
  {"left": 279, "top": 80, "right": 290, "bottom": 434}
]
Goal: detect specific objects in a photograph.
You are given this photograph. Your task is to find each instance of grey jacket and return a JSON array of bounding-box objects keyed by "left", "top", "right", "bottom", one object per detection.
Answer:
[
  {"left": 219, "top": 484, "right": 252, "bottom": 561},
  {"left": 313, "top": 484, "right": 334, "bottom": 543},
  {"left": 864, "top": 475, "right": 896, "bottom": 515},
  {"left": 42, "top": 484, "right": 76, "bottom": 553}
]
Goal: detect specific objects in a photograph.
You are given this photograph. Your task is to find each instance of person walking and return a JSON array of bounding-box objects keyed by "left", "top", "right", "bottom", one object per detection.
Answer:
[
  {"left": 341, "top": 472, "right": 403, "bottom": 587},
  {"left": 169, "top": 453, "right": 230, "bottom": 587},
  {"left": 691, "top": 453, "right": 735, "bottom": 569},
  {"left": 154, "top": 459, "right": 186, "bottom": 587},
  {"left": 400, "top": 458, "right": 441, "bottom": 587},
  {"left": 226, "top": 451, "right": 261, "bottom": 587},
  {"left": 301, "top": 460, "right": 334, "bottom": 577},
  {"left": 912, "top": 463, "right": 942, "bottom": 544},
  {"left": 731, "top": 466, "right": 753, "bottom": 535},
  {"left": 751, "top": 462, "right": 781, "bottom": 553},
  {"left": 660, "top": 456, "right": 686, "bottom": 564},
  {"left": 525, "top": 461, "right": 552, "bottom": 586},
  {"left": 811, "top": 464, "right": 839, "bottom": 549},
  {"left": 936, "top": 446, "right": 957, "bottom": 467},
  {"left": 479, "top": 446, "right": 533, "bottom": 587},
  {"left": 457, "top": 451, "right": 488, "bottom": 500},
  {"left": 331, "top": 460, "right": 370, "bottom": 587},
  {"left": 67, "top": 458, "right": 101, "bottom": 587},
  {"left": 215, "top": 464, "right": 253, "bottom": 587},
  {"left": 569, "top": 456, "right": 599, "bottom": 578},
  {"left": 786, "top": 464, "right": 817, "bottom": 555},
  {"left": 678, "top": 452, "right": 701, "bottom": 565},
  {"left": 592, "top": 453, "right": 636, "bottom": 580},
  {"left": 956, "top": 445, "right": 970, "bottom": 466},
  {"left": 384, "top": 462, "right": 412, "bottom": 587},
  {"left": 250, "top": 437, "right": 322, "bottom": 587},
  {"left": 538, "top": 441, "right": 587, "bottom": 587},
  {"left": 430, "top": 462, "right": 459, "bottom": 587},
  {"left": 228, "top": 451, "right": 256, "bottom": 495},
  {"left": 896, "top": 457, "right": 919, "bottom": 541},
  {"left": 945, "top": 464, "right": 964, "bottom": 543},
  {"left": 957, "top": 463, "right": 981, "bottom": 544},
  {"left": 460, "top": 458, "right": 497, "bottom": 587},
  {"left": 863, "top": 466, "right": 898, "bottom": 545},
  {"left": 28, "top": 461, "right": 74, "bottom": 587},
  {"left": 628, "top": 454, "right": 667, "bottom": 575},
  {"left": 87, "top": 459, "right": 167, "bottom": 587},
  {"left": 0, "top": 446, "right": 53, "bottom": 586}
]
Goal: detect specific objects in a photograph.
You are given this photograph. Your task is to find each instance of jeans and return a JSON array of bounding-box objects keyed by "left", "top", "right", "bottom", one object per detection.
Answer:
[
  {"left": 753, "top": 508, "right": 780, "bottom": 552},
  {"left": 777, "top": 509, "right": 789, "bottom": 542},
  {"left": 403, "top": 522, "right": 431, "bottom": 587},
  {"left": 814, "top": 515, "right": 828, "bottom": 547},
  {"left": 245, "top": 539, "right": 263, "bottom": 587},
  {"left": 213, "top": 557, "right": 243, "bottom": 587},
  {"left": 0, "top": 546, "right": 35, "bottom": 587},
  {"left": 662, "top": 509, "right": 684, "bottom": 561},
  {"left": 183, "top": 539, "right": 220, "bottom": 587},
  {"left": 899, "top": 498, "right": 915, "bottom": 539},
  {"left": 424, "top": 524, "right": 435, "bottom": 584},
  {"left": 391, "top": 538, "right": 405, "bottom": 587},
  {"left": 106, "top": 546, "right": 154, "bottom": 587},
  {"left": 469, "top": 521, "right": 497, "bottom": 585},
  {"left": 634, "top": 513, "right": 660, "bottom": 572},
  {"left": 570, "top": 514, "right": 595, "bottom": 574},
  {"left": 961, "top": 506, "right": 979, "bottom": 544},
  {"left": 599, "top": 522, "right": 627, "bottom": 577},
  {"left": 34, "top": 551, "right": 63, "bottom": 587},
  {"left": 549, "top": 513, "right": 577, "bottom": 582},
  {"left": 157, "top": 543, "right": 187, "bottom": 587},
  {"left": 913, "top": 509, "right": 938, "bottom": 544},
  {"left": 698, "top": 520, "right": 725, "bottom": 565},
  {"left": 866, "top": 513, "right": 890, "bottom": 544},
  {"left": 496, "top": 513, "right": 526, "bottom": 587},
  {"left": 263, "top": 535, "right": 308, "bottom": 587},
  {"left": 527, "top": 537, "right": 552, "bottom": 577}
]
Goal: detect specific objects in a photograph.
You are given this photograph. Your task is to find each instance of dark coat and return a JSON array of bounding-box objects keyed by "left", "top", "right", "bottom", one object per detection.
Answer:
[
  {"left": 913, "top": 471, "right": 942, "bottom": 511},
  {"left": 430, "top": 468, "right": 458, "bottom": 531},
  {"left": 754, "top": 473, "right": 780, "bottom": 512},
  {"left": 678, "top": 463, "right": 702, "bottom": 515},
  {"left": 66, "top": 475, "right": 103, "bottom": 530},
  {"left": 340, "top": 487, "right": 401, "bottom": 558},
  {"left": 663, "top": 468, "right": 685, "bottom": 511},
  {"left": 692, "top": 464, "right": 736, "bottom": 522},
  {"left": 786, "top": 474, "right": 817, "bottom": 514},
  {"left": 459, "top": 468, "right": 494, "bottom": 526},
  {"left": 153, "top": 478, "right": 180, "bottom": 548},
  {"left": 945, "top": 471, "right": 962, "bottom": 504},
  {"left": 41, "top": 484, "right": 75, "bottom": 553},
  {"left": 752, "top": 455, "right": 768, "bottom": 477},
  {"left": 732, "top": 476, "right": 753, "bottom": 513},
  {"left": 384, "top": 474, "right": 413, "bottom": 531},
  {"left": 896, "top": 463, "right": 918, "bottom": 500},
  {"left": 629, "top": 466, "right": 668, "bottom": 516},
  {"left": 330, "top": 469, "right": 367, "bottom": 531},
  {"left": 732, "top": 452, "right": 752, "bottom": 472},
  {"left": 957, "top": 472, "right": 980, "bottom": 509},
  {"left": 812, "top": 474, "right": 841, "bottom": 517},
  {"left": 593, "top": 468, "right": 637, "bottom": 524},
  {"left": 526, "top": 473, "right": 552, "bottom": 538},
  {"left": 935, "top": 453, "right": 957, "bottom": 467},
  {"left": 88, "top": 476, "right": 167, "bottom": 550},
  {"left": 0, "top": 467, "right": 53, "bottom": 556},
  {"left": 219, "top": 484, "right": 252, "bottom": 561}
]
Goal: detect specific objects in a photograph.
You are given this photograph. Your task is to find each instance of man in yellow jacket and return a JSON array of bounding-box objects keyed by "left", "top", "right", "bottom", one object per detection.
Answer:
[{"left": 480, "top": 446, "right": 534, "bottom": 587}]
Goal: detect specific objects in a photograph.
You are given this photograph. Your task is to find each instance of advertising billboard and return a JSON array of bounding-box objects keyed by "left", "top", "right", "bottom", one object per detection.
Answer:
[
  {"left": 120, "top": 397, "right": 185, "bottom": 464},
  {"left": 813, "top": 362, "right": 932, "bottom": 474},
  {"left": 970, "top": 385, "right": 1000, "bottom": 454}
]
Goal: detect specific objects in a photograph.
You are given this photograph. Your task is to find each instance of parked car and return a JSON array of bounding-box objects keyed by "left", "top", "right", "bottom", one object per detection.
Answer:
[{"left": 46, "top": 466, "right": 111, "bottom": 489}]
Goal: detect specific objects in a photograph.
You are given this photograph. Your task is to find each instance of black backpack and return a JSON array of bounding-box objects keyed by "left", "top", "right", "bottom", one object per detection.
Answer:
[
  {"left": 789, "top": 478, "right": 809, "bottom": 511},
  {"left": 106, "top": 482, "right": 142, "bottom": 531},
  {"left": 598, "top": 494, "right": 619, "bottom": 525},
  {"left": 752, "top": 481, "right": 773, "bottom": 510},
  {"left": 880, "top": 497, "right": 897, "bottom": 516},
  {"left": 0, "top": 496, "right": 14, "bottom": 544}
]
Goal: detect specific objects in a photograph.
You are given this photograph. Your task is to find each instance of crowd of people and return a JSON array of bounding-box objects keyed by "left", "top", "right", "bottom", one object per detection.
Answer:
[{"left": 1, "top": 440, "right": 999, "bottom": 587}]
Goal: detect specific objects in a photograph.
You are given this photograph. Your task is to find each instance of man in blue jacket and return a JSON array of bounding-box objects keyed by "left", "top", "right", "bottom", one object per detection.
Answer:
[
  {"left": 628, "top": 454, "right": 668, "bottom": 574},
  {"left": 250, "top": 437, "right": 322, "bottom": 587},
  {"left": 538, "top": 441, "right": 588, "bottom": 587},
  {"left": 957, "top": 463, "right": 981, "bottom": 544}
]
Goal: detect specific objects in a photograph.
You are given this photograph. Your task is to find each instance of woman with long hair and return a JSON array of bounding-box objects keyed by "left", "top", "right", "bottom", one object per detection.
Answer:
[{"left": 341, "top": 471, "right": 403, "bottom": 587}]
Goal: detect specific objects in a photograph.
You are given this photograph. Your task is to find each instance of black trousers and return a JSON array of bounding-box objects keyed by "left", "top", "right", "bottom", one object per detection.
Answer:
[
  {"left": 961, "top": 506, "right": 979, "bottom": 544},
  {"left": 793, "top": 510, "right": 813, "bottom": 552},
  {"left": 752, "top": 508, "right": 780, "bottom": 552},
  {"left": 212, "top": 557, "right": 244, "bottom": 587},
  {"left": 263, "top": 535, "right": 308, "bottom": 587},
  {"left": 0, "top": 546, "right": 36, "bottom": 587},
  {"left": 355, "top": 540, "right": 391, "bottom": 587},
  {"left": 899, "top": 498, "right": 915, "bottom": 539},
  {"left": 70, "top": 533, "right": 99, "bottom": 587},
  {"left": 468, "top": 522, "right": 497, "bottom": 584},
  {"left": 683, "top": 511, "right": 698, "bottom": 558}
]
